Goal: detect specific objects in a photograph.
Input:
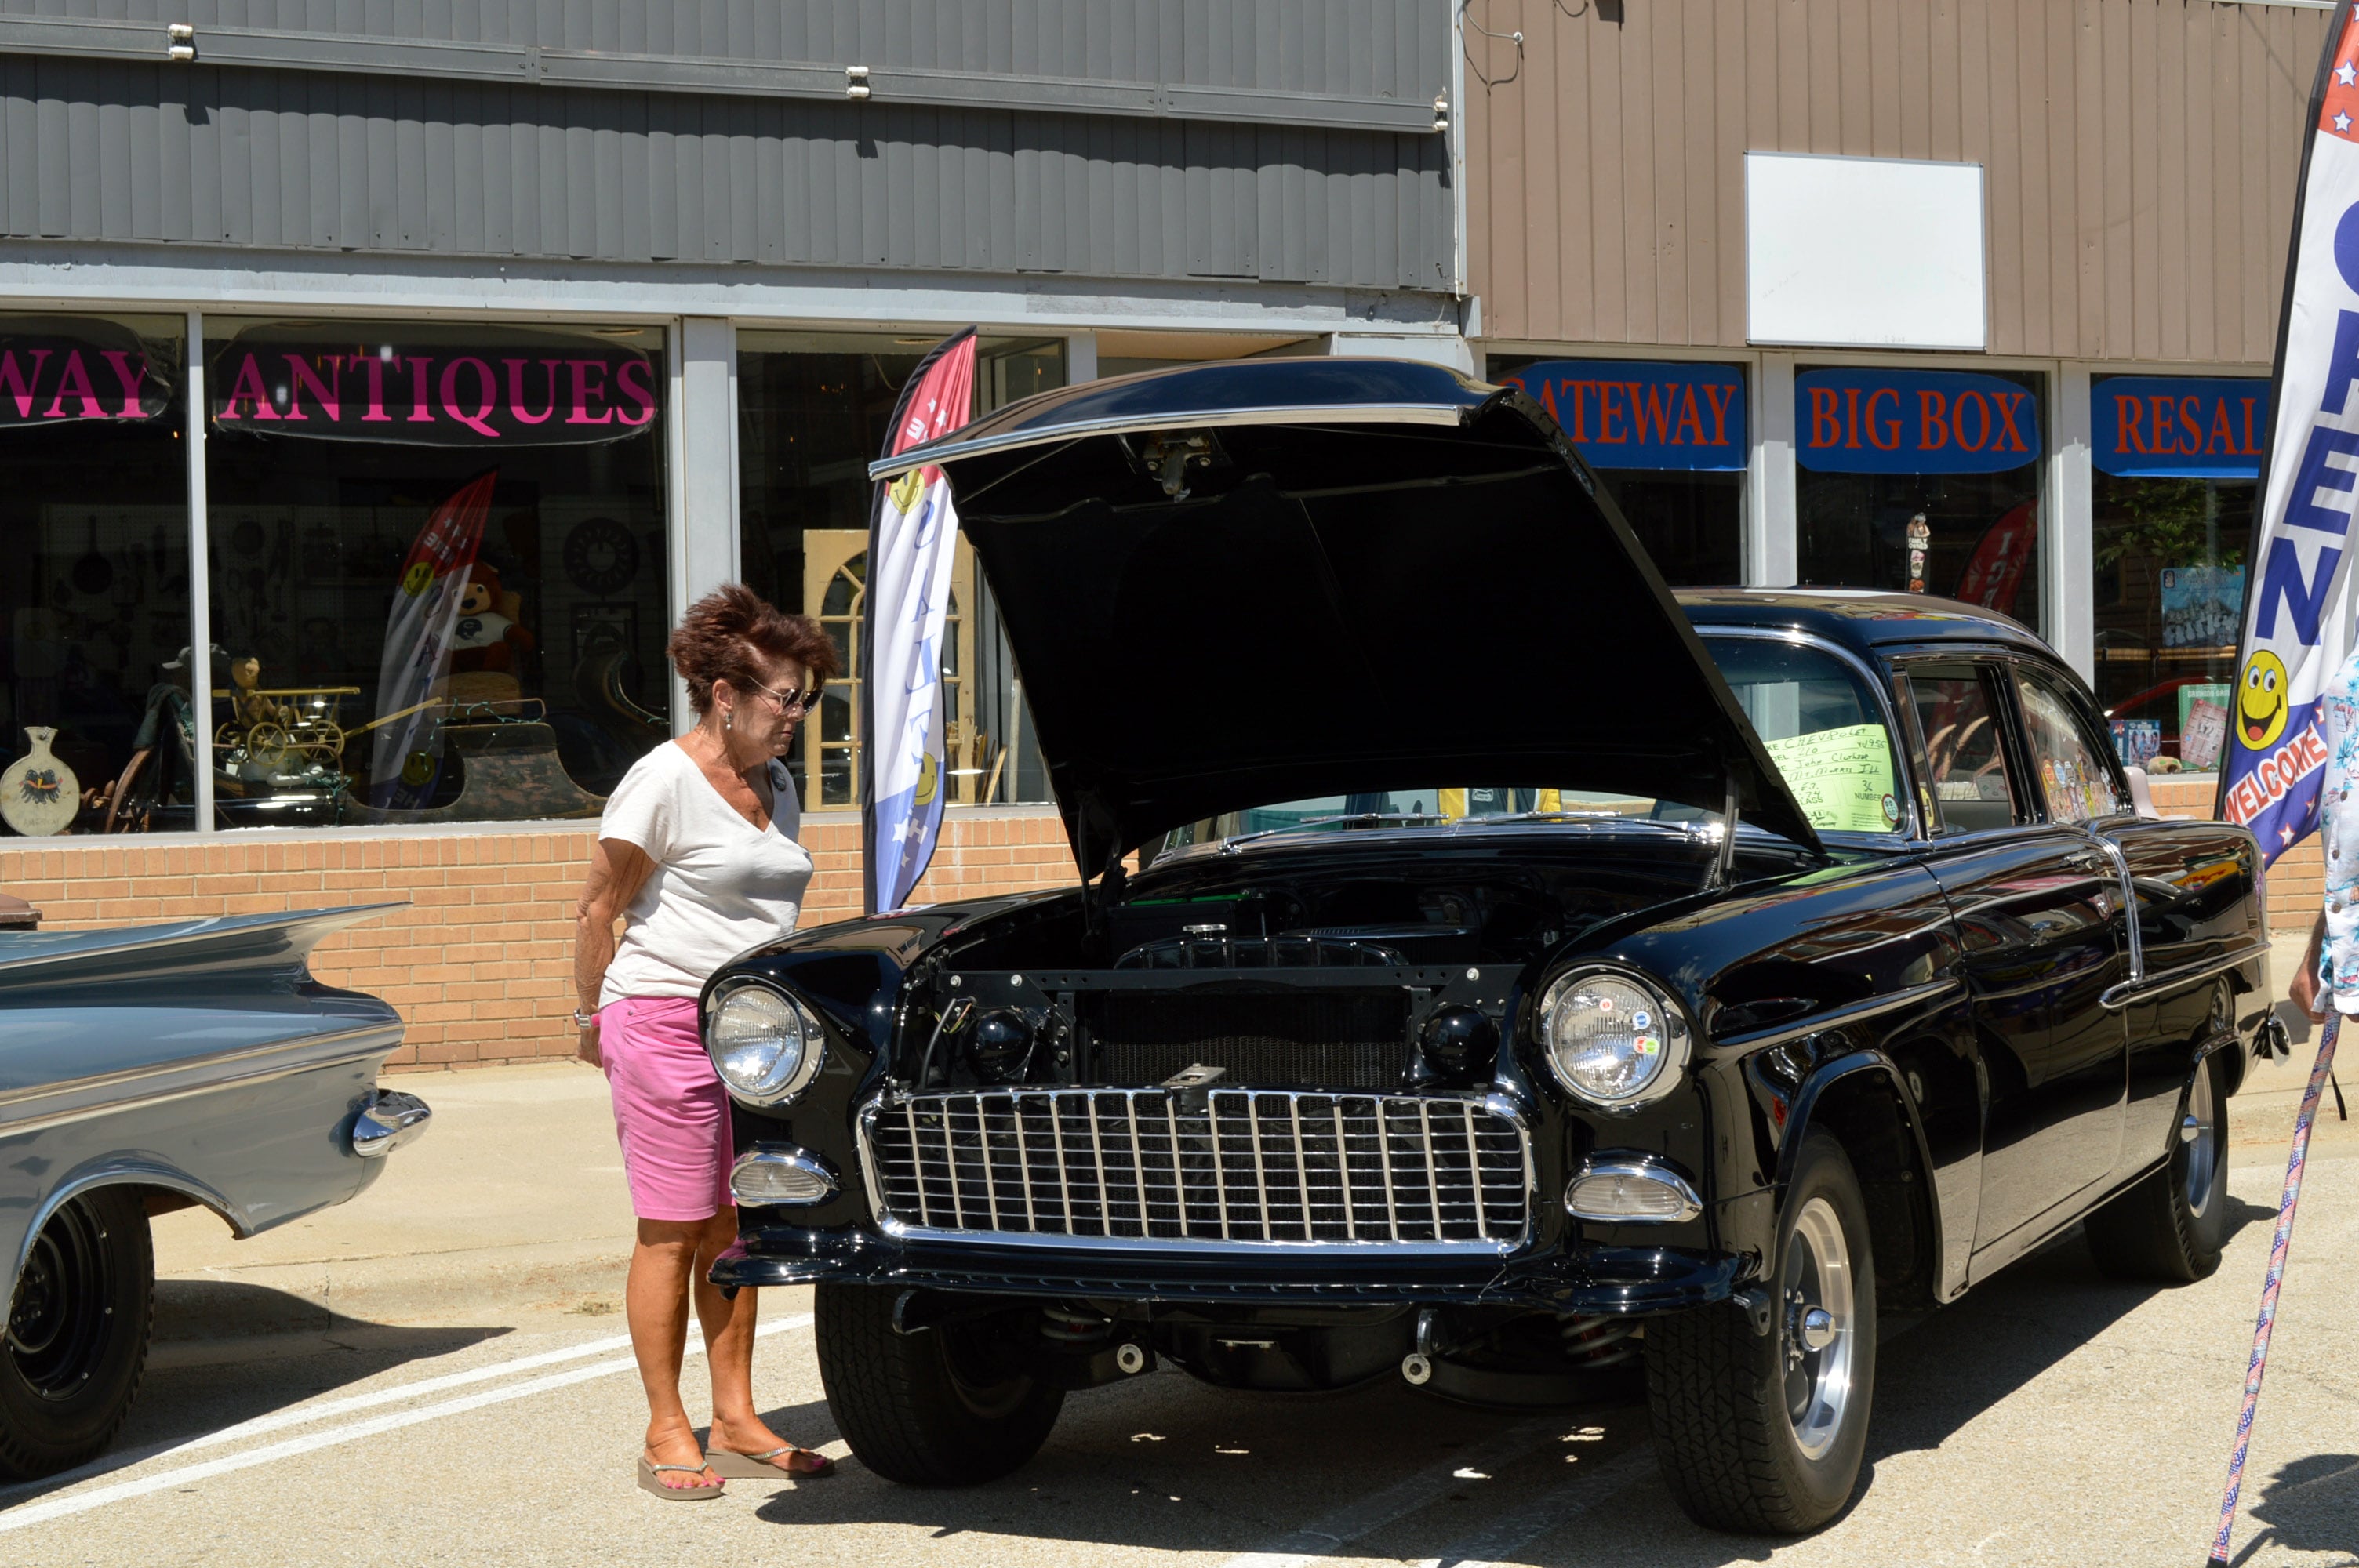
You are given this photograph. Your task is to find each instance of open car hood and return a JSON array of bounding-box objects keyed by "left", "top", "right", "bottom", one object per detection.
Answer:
[{"left": 874, "top": 359, "right": 1820, "bottom": 874}]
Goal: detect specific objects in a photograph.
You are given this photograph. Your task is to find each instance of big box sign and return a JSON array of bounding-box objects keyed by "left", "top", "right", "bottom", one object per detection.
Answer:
[{"left": 1796, "top": 368, "right": 2041, "bottom": 474}]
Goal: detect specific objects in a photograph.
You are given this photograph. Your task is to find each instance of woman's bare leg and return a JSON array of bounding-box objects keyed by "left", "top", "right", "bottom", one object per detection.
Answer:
[
  {"left": 627, "top": 1217, "right": 722, "bottom": 1490},
  {"left": 695, "top": 1208, "right": 820, "bottom": 1468}
]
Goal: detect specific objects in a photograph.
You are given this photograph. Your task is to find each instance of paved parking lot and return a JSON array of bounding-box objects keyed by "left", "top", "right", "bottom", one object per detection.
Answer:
[{"left": 5, "top": 1053, "right": 2356, "bottom": 1568}]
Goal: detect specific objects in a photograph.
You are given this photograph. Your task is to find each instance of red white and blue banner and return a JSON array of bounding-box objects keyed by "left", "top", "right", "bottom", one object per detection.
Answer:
[
  {"left": 2219, "top": 7, "right": 2359, "bottom": 862},
  {"left": 861, "top": 329, "right": 978, "bottom": 916},
  {"left": 369, "top": 470, "right": 496, "bottom": 808},
  {"left": 1499, "top": 361, "right": 1746, "bottom": 470}
]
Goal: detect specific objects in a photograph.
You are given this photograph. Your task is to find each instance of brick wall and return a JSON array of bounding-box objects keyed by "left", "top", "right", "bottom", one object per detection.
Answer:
[
  {"left": 2146, "top": 775, "right": 2317, "bottom": 934},
  {"left": 0, "top": 808, "right": 1081, "bottom": 1069}
]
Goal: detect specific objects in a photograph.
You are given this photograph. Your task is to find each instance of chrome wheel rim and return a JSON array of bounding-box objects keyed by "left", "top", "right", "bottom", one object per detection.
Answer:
[
  {"left": 1781, "top": 1195, "right": 1856, "bottom": 1462},
  {"left": 2183, "top": 1061, "right": 2219, "bottom": 1218}
]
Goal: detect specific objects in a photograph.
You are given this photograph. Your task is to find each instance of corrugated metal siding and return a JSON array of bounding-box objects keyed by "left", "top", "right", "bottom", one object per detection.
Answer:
[
  {"left": 0, "top": 1, "right": 1452, "bottom": 289},
  {"left": 1467, "top": 0, "right": 2329, "bottom": 361}
]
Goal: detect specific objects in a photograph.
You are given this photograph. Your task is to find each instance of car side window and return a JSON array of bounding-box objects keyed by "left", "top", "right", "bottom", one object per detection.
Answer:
[
  {"left": 1908, "top": 664, "right": 2021, "bottom": 835},
  {"left": 2013, "top": 669, "right": 2126, "bottom": 824}
]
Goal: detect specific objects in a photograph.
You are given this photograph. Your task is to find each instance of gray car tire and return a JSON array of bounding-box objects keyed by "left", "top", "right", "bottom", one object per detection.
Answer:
[{"left": 0, "top": 1189, "right": 154, "bottom": 1480}]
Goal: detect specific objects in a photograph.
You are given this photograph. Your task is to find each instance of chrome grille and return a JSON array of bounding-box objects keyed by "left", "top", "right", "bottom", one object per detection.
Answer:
[{"left": 863, "top": 1088, "right": 1529, "bottom": 1249}]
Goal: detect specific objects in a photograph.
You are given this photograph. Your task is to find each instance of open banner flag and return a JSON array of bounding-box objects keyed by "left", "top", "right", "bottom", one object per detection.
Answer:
[
  {"left": 2219, "top": 8, "right": 2359, "bottom": 863},
  {"left": 861, "top": 329, "right": 978, "bottom": 915},
  {"left": 369, "top": 470, "right": 496, "bottom": 808}
]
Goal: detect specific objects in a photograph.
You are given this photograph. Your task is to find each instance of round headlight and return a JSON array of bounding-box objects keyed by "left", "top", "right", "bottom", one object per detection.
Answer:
[
  {"left": 1537, "top": 970, "right": 1690, "bottom": 1109},
  {"left": 707, "top": 982, "right": 827, "bottom": 1107}
]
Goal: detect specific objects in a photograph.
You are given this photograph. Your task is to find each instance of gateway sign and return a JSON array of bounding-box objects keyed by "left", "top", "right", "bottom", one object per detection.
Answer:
[{"left": 0, "top": 320, "right": 174, "bottom": 426}]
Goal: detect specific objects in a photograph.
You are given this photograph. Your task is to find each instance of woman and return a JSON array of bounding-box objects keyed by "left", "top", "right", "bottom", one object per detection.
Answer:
[{"left": 572, "top": 583, "right": 841, "bottom": 1500}]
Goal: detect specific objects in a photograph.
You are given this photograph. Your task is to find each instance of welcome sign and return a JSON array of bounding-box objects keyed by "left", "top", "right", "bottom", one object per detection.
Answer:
[
  {"left": 209, "top": 326, "right": 660, "bottom": 446},
  {"left": 1795, "top": 368, "right": 2041, "bottom": 474},
  {"left": 1499, "top": 361, "right": 1747, "bottom": 471}
]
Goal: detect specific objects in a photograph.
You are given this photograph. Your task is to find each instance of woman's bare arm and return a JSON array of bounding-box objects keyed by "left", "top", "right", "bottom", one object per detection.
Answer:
[{"left": 574, "top": 837, "right": 657, "bottom": 1065}]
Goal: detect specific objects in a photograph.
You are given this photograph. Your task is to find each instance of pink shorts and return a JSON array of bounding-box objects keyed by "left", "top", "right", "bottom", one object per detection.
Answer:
[{"left": 600, "top": 996, "right": 735, "bottom": 1222}]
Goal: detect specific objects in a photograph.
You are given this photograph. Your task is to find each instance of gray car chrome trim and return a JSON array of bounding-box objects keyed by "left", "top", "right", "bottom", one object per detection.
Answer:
[
  {"left": 351, "top": 1088, "right": 432, "bottom": 1158},
  {"left": 1695, "top": 625, "right": 1925, "bottom": 841},
  {"left": 1713, "top": 978, "right": 1966, "bottom": 1051},
  {"left": 2101, "top": 941, "right": 2273, "bottom": 1012},
  {"left": 0, "top": 1024, "right": 402, "bottom": 1136},
  {"left": 867, "top": 403, "right": 1468, "bottom": 481},
  {"left": 1564, "top": 1154, "right": 1706, "bottom": 1224}
]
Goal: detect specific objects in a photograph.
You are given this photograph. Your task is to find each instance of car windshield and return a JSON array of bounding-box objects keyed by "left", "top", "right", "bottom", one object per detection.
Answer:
[{"left": 1158, "top": 637, "right": 1907, "bottom": 856}]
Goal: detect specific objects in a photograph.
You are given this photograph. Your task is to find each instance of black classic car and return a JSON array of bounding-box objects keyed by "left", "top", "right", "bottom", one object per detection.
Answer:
[{"left": 701, "top": 360, "right": 2270, "bottom": 1533}]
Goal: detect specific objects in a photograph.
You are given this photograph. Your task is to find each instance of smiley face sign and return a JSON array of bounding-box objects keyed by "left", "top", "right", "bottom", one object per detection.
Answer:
[{"left": 2238, "top": 650, "right": 2289, "bottom": 752}]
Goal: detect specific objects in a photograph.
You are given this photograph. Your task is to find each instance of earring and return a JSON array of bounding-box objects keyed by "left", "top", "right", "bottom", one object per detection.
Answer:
[{"left": 724, "top": 711, "right": 733, "bottom": 732}]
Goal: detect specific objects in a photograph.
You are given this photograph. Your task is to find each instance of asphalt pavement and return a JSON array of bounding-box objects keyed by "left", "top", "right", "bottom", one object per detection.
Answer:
[{"left": 5, "top": 1002, "right": 2357, "bottom": 1567}]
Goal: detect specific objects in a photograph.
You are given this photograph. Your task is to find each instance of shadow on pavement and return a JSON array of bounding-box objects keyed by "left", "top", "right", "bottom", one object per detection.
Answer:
[
  {"left": 2230, "top": 1452, "right": 2359, "bottom": 1568},
  {"left": 728, "top": 1219, "right": 2280, "bottom": 1566},
  {"left": 0, "top": 1282, "right": 510, "bottom": 1512}
]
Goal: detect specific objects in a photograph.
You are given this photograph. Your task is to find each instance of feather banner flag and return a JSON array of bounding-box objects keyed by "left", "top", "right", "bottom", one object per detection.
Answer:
[
  {"left": 2219, "top": 7, "right": 2359, "bottom": 866},
  {"left": 369, "top": 470, "right": 496, "bottom": 808},
  {"left": 861, "top": 329, "right": 978, "bottom": 915}
]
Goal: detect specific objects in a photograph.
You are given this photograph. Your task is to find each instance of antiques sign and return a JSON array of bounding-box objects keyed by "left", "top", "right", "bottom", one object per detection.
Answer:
[
  {"left": 0, "top": 318, "right": 175, "bottom": 427},
  {"left": 209, "top": 327, "right": 659, "bottom": 445}
]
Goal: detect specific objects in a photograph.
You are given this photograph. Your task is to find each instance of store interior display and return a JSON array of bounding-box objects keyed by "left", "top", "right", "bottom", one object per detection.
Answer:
[{"left": 2089, "top": 474, "right": 2253, "bottom": 771}]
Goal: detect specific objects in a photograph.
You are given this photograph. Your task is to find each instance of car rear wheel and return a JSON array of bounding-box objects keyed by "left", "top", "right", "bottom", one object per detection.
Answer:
[
  {"left": 0, "top": 1189, "right": 154, "bottom": 1480},
  {"left": 1646, "top": 1131, "right": 1877, "bottom": 1534},
  {"left": 2086, "top": 1050, "right": 2229, "bottom": 1283},
  {"left": 813, "top": 1283, "right": 1063, "bottom": 1486}
]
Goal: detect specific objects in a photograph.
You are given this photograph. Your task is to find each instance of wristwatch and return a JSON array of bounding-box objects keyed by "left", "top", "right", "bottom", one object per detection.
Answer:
[{"left": 572, "top": 1008, "right": 599, "bottom": 1028}]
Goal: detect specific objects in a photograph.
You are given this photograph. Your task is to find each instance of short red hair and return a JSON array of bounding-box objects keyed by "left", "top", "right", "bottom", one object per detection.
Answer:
[{"left": 666, "top": 583, "right": 841, "bottom": 717}]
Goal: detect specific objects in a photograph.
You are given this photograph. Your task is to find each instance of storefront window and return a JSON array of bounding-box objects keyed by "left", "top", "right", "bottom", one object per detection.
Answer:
[
  {"left": 736, "top": 332, "right": 1064, "bottom": 810},
  {"left": 1795, "top": 367, "right": 2045, "bottom": 634},
  {"left": 1492, "top": 357, "right": 1746, "bottom": 585},
  {"left": 0, "top": 314, "right": 190, "bottom": 837},
  {"left": 201, "top": 321, "right": 670, "bottom": 827},
  {"left": 2088, "top": 376, "right": 2264, "bottom": 771}
]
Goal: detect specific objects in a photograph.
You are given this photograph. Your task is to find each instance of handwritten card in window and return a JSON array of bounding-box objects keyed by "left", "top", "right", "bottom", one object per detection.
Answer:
[{"left": 1763, "top": 724, "right": 1900, "bottom": 833}]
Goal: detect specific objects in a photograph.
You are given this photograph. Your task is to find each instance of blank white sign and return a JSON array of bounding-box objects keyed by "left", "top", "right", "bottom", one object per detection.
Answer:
[{"left": 1745, "top": 153, "right": 1987, "bottom": 350}]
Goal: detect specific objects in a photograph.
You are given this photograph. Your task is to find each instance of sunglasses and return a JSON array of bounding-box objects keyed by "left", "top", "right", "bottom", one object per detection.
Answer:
[{"left": 747, "top": 680, "right": 823, "bottom": 715}]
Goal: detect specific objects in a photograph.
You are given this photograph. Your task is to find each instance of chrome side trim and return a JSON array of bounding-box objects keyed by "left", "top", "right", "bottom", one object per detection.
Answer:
[
  {"left": 1713, "top": 978, "right": 1965, "bottom": 1051},
  {"left": 2100, "top": 942, "right": 2272, "bottom": 1012},
  {"left": 351, "top": 1088, "right": 431, "bottom": 1158},
  {"left": 867, "top": 403, "right": 1469, "bottom": 481},
  {"left": 1564, "top": 1154, "right": 1706, "bottom": 1225},
  {"left": 0, "top": 1025, "right": 402, "bottom": 1140}
]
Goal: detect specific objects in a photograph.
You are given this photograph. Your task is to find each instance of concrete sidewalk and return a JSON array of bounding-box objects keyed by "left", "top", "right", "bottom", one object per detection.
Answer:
[{"left": 151, "top": 1059, "right": 638, "bottom": 1348}]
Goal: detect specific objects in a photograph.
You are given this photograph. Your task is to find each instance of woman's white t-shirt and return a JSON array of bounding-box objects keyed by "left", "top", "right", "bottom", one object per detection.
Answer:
[{"left": 597, "top": 741, "right": 814, "bottom": 1007}]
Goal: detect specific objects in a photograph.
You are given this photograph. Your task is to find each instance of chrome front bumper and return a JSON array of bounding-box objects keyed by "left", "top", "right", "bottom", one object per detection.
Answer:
[{"left": 352, "top": 1087, "right": 432, "bottom": 1158}]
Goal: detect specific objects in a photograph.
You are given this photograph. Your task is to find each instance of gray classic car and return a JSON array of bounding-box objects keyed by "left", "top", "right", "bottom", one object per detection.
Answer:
[{"left": 0, "top": 904, "right": 427, "bottom": 1478}]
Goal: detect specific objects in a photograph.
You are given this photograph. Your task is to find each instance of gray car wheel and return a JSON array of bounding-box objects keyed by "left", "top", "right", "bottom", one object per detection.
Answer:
[{"left": 0, "top": 1189, "right": 154, "bottom": 1480}]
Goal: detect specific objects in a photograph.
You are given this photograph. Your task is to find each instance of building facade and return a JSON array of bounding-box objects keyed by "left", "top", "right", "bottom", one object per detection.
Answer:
[
  {"left": 0, "top": 1, "right": 1465, "bottom": 1063},
  {"left": 1462, "top": 0, "right": 2334, "bottom": 927},
  {"left": 1, "top": 1, "right": 2339, "bottom": 1072}
]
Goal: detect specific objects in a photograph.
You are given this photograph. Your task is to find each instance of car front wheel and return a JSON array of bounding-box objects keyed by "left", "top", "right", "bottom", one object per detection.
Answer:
[
  {"left": 813, "top": 1283, "right": 1063, "bottom": 1486},
  {"left": 0, "top": 1188, "right": 154, "bottom": 1480},
  {"left": 1646, "top": 1131, "right": 1877, "bottom": 1534}
]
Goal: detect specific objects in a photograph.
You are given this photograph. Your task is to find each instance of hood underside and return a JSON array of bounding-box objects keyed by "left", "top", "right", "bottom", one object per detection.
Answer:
[{"left": 878, "top": 359, "right": 1819, "bottom": 871}]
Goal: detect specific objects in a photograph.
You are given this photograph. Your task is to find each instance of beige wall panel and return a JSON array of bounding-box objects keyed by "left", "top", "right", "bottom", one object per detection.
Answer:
[{"left": 1467, "top": 0, "right": 2329, "bottom": 361}]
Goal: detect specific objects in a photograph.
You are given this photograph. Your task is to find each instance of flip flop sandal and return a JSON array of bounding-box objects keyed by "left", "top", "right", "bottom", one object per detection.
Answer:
[
  {"left": 638, "top": 1455, "right": 725, "bottom": 1500},
  {"left": 703, "top": 1445, "right": 837, "bottom": 1480}
]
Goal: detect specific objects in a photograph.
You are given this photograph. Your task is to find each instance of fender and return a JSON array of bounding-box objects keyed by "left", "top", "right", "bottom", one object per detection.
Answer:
[
  {"left": 1770, "top": 1048, "right": 1949, "bottom": 1301},
  {"left": 13, "top": 1156, "right": 242, "bottom": 1285}
]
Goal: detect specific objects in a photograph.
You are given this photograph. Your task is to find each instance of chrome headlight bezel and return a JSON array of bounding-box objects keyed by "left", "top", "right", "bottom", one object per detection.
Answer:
[
  {"left": 1534, "top": 965, "right": 1692, "bottom": 1111},
  {"left": 704, "top": 978, "right": 828, "bottom": 1108}
]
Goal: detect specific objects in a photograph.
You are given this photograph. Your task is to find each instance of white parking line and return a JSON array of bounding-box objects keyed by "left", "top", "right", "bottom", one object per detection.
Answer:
[
  {"left": 0, "top": 1313, "right": 815, "bottom": 1534},
  {"left": 1216, "top": 1416, "right": 1565, "bottom": 1568},
  {"left": 1408, "top": 1446, "right": 1655, "bottom": 1567}
]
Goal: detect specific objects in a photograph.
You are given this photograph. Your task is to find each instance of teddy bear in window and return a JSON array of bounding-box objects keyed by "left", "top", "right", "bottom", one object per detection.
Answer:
[{"left": 448, "top": 564, "right": 536, "bottom": 676}]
